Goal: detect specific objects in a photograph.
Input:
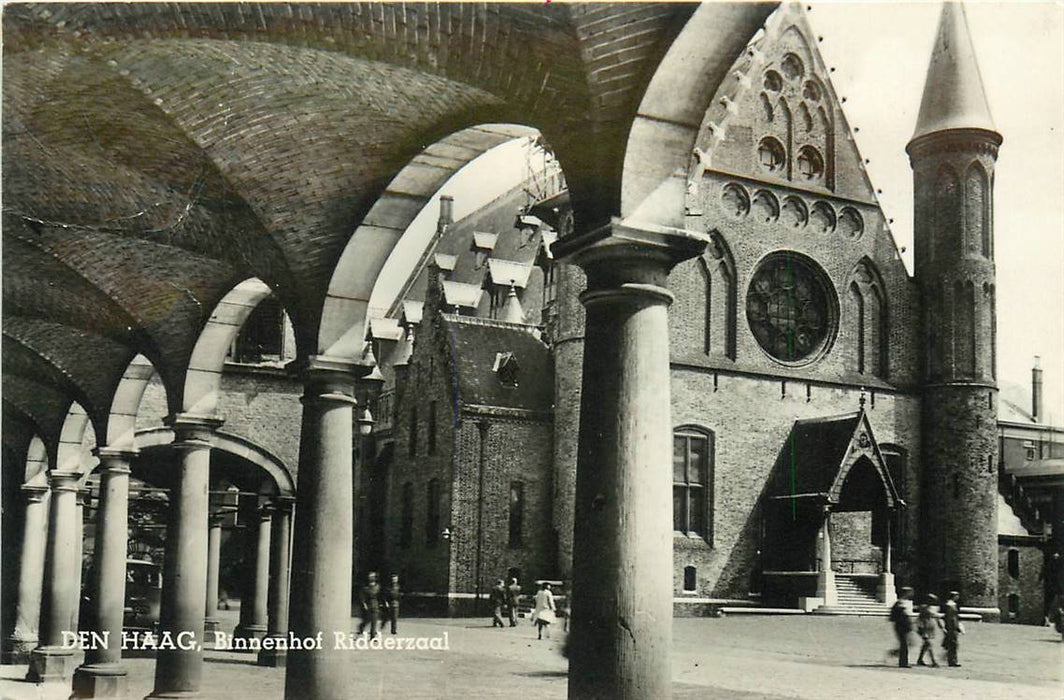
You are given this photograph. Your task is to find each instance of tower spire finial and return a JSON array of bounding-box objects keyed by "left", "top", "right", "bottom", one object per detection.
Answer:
[{"left": 910, "top": 2, "right": 997, "bottom": 143}]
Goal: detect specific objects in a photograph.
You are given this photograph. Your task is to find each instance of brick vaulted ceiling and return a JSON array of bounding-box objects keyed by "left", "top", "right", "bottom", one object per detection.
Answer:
[{"left": 1, "top": 2, "right": 716, "bottom": 457}]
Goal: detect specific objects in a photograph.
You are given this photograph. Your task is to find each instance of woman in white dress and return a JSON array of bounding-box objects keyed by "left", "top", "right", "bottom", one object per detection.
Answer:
[{"left": 532, "top": 582, "right": 556, "bottom": 640}]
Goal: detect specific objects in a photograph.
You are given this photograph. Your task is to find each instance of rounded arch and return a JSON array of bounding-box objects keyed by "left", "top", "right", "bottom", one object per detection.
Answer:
[
  {"left": 621, "top": 2, "right": 775, "bottom": 229},
  {"left": 57, "top": 401, "right": 96, "bottom": 474},
  {"left": 133, "top": 426, "right": 294, "bottom": 497},
  {"left": 183, "top": 278, "right": 274, "bottom": 416},
  {"left": 106, "top": 354, "right": 158, "bottom": 451},
  {"left": 318, "top": 124, "right": 539, "bottom": 361},
  {"left": 24, "top": 435, "right": 49, "bottom": 487}
]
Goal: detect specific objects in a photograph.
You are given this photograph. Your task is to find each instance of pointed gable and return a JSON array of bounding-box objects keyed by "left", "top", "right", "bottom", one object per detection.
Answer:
[
  {"left": 693, "top": 3, "right": 877, "bottom": 203},
  {"left": 770, "top": 409, "right": 901, "bottom": 508}
]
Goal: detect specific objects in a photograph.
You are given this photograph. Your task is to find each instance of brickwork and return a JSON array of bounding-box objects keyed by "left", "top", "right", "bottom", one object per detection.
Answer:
[
  {"left": 671, "top": 370, "right": 921, "bottom": 597},
  {"left": 997, "top": 540, "right": 1047, "bottom": 625}
]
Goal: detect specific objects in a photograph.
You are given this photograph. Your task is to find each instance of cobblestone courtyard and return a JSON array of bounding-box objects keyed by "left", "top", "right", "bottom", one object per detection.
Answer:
[{"left": 2, "top": 611, "right": 1060, "bottom": 699}]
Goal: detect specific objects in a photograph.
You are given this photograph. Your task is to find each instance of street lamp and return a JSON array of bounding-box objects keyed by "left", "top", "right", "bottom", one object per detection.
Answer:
[{"left": 357, "top": 406, "right": 375, "bottom": 436}]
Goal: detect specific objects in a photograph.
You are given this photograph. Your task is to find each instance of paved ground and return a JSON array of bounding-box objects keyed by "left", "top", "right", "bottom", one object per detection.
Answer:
[{"left": 2, "top": 611, "right": 1060, "bottom": 699}]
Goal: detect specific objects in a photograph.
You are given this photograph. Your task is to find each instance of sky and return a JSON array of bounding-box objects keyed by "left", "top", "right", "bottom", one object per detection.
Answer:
[{"left": 371, "top": 1, "right": 1064, "bottom": 426}]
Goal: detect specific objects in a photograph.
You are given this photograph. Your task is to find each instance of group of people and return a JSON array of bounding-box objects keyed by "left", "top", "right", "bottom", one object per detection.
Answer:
[
  {"left": 889, "top": 587, "right": 964, "bottom": 668},
  {"left": 357, "top": 572, "right": 402, "bottom": 638},
  {"left": 490, "top": 579, "right": 566, "bottom": 640}
]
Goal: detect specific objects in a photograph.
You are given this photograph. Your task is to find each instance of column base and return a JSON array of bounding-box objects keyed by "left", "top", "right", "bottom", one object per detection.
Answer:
[
  {"left": 26, "top": 645, "right": 82, "bottom": 683},
  {"left": 204, "top": 618, "right": 220, "bottom": 634},
  {"left": 815, "top": 570, "right": 838, "bottom": 607},
  {"left": 144, "top": 691, "right": 201, "bottom": 699},
  {"left": 232, "top": 624, "right": 267, "bottom": 642},
  {"left": 2, "top": 634, "right": 38, "bottom": 664},
  {"left": 72, "top": 662, "right": 129, "bottom": 698},
  {"left": 877, "top": 572, "right": 897, "bottom": 605},
  {"left": 257, "top": 643, "right": 287, "bottom": 668}
]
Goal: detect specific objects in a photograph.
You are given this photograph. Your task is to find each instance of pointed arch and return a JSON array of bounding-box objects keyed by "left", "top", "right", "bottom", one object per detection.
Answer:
[
  {"left": 707, "top": 231, "right": 737, "bottom": 359},
  {"left": 760, "top": 92, "right": 774, "bottom": 123},
  {"left": 934, "top": 165, "right": 961, "bottom": 261},
  {"left": 850, "top": 282, "right": 865, "bottom": 375},
  {"left": 965, "top": 162, "right": 990, "bottom": 258},
  {"left": 668, "top": 257, "right": 710, "bottom": 356},
  {"left": 777, "top": 97, "right": 794, "bottom": 178},
  {"left": 850, "top": 258, "right": 889, "bottom": 379}
]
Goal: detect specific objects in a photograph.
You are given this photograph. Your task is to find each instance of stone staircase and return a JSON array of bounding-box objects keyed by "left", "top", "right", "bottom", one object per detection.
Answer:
[{"left": 825, "top": 575, "right": 889, "bottom": 616}]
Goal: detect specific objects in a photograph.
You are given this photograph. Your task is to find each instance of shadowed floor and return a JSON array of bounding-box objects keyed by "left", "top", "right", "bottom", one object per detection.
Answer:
[{"left": 2, "top": 611, "right": 1060, "bottom": 699}]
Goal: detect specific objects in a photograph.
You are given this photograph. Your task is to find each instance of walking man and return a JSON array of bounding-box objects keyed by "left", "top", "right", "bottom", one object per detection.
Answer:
[
  {"left": 506, "top": 577, "right": 522, "bottom": 627},
  {"left": 916, "top": 594, "right": 942, "bottom": 667},
  {"left": 382, "top": 574, "right": 401, "bottom": 635},
  {"left": 490, "top": 579, "right": 507, "bottom": 628},
  {"left": 358, "top": 571, "right": 381, "bottom": 639},
  {"left": 942, "top": 591, "right": 964, "bottom": 667},
  {"left": 889, "top": 586, "right": 914, "bottom": 668}
]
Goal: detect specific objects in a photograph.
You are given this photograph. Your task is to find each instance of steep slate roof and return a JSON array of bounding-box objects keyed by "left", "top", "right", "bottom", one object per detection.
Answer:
[
  {"left": 911, "top": 1, "right": 997, "bottom": 141},
  {"left": 770, "top": 410, "right": 899, "bottom": 508},
  {"left": 441, "top": 315, "right": 552, "bottom": 413}
]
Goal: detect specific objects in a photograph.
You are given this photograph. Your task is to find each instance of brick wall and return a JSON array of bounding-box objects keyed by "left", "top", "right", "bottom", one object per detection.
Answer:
[
  {"left": 998, "top": 539, "right": 1047, "bottom": 625},
  {"left": 671, "top": 369, "right": 921, "bottom": 598}
]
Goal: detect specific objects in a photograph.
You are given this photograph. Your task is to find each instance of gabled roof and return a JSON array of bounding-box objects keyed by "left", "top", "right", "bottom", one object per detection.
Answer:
[
  {"left": 441, "top": 315, "right": 552, "bottom": 412},
  {"left": 911, "top": 2, "right": 997, "bottom": 141},
  {"left": 770, "top": 410, "right": 900, "bottom": 508}
]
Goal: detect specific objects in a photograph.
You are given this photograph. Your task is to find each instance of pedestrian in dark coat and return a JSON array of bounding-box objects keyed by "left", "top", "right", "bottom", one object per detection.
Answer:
[
  {"left": 490, "top": 580, "right": 507, "bottom": 628},
  {"left": 506, "top": 578, "right": 522, "bottom": 627},
  {"left": 916, "top": 594, "right": 942, "bottom": 667},
  {"left": 381, "top": 574, "right": 401, "bottom": 635},
  {"left": 942, "top": 591, "right": 964, "bottom": 667},
  {"left": 358, "top": 572, "right": 381, "bottom": 639},
  {"left": 889, "top": 586, "right": 914, "bottom": 668}
]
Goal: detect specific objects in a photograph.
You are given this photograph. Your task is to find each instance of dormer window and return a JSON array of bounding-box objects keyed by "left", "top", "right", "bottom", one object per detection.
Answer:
[{"left": 493, "top": 352, "right": 520, "bottom": 387}]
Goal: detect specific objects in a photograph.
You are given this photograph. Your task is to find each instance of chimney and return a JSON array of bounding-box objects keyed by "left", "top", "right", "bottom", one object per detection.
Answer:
[
  {"left": 438, "top": 195, "right": 454, "bottom": 231},
  {"left": 1032, "top": 356, "right": 1043, "bottom": 423}
]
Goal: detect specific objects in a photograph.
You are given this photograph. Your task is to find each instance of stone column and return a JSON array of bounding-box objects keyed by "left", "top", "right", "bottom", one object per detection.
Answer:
[
  {"left": 72, "top": 449, "right": 135, "bottom": 698},
  {"left": 70, "top": 488, "right": 89, "bottom": 633},
  {"left": 28, "top": 470, "right": 82, "bottom": 683},
  {"left": 816, "top": 508, "right": 838, "bottom": 607},
  {"left": 259, "top": 497, "right": 293, "bottom": 667},
  {"left": 204, "top": 515, "right": 223, "bottom": 634},
  {"left": 554, "top": 221, "right": 706, "bottom": 700},
  {"left": 235, "top": 506, "right": 271, "bottom": 641},
  {"left": 4, "top": 484, "right": 50, "bottom": 663},
  {"left": 285, "top": 358, "right": 359, "bottom": 700},
  {"left": 147, "top": 414, "right": 219, "bottom": 699},
  {"left": 877, "top": 515, "right": 897, "bottom": 605}
]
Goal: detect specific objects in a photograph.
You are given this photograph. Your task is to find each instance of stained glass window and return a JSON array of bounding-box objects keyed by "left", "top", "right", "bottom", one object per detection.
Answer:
[{"left": 747, "top": 254, "right": 835, "bottom": 363}]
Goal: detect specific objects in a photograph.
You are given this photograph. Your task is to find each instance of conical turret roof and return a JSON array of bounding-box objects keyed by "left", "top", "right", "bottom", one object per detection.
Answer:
[{"left": 911, "top": 2, "right": 997, "bottom": 142}]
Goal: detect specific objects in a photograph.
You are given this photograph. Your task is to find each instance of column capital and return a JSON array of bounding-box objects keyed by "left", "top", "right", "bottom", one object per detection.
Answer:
[
  {"left": 299, "top": 357, "right": 362, "bottom": 407},
  {"left": 94, "top": 446, "right": 139, "bottom": 470},
  {"left": 165, "top": 412, "right": 223, "bottom": 448},
  {"left": 46, "top": 470, "right": 81, "bottom": 492},
  {"left": 20, "top": 483, "right": 50, "bottom": 502},
  {"left": 268, "top": 495, "right": 296, "bottom": 513},
  {"left": 552, "top": 217, "right": 709, "bottom": 287}
]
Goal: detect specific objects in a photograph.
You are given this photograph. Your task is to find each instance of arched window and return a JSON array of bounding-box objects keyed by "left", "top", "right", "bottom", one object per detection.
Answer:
[
  {"left": 707, "top": 232, "right": 737, "bottom": 360},
  {"left": 965, "top": 163, "right": 990, "bottom": 258},
  {"left": 934, "top": 166, "right": 960, "bottom": 260},
  {"left": 668, "top": 258, "right": 710, "bottom": 355},
  {"left": 673, "top": 427, "right": 714, "bottom": 544},
  {"left": 851, "top": 260, "right": 889, "bottom": 379},
  {"left": 425, "top": 479, "right": 441, "bottom": 545},
  {"left": 850, "top": 282, "right": 865, "bottom": 374},
  {"left": 1007, "top": 594, "right": 1019, "bottom": 620},
  {"left": 400, "top": 482, "right": 413, "bottom": 548},
  {"left": 1007, "top": 549, "right": 1019, "bottom": 579},
  {"left": 683, "top": 566, "right": 697, "bottom": 592}
]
